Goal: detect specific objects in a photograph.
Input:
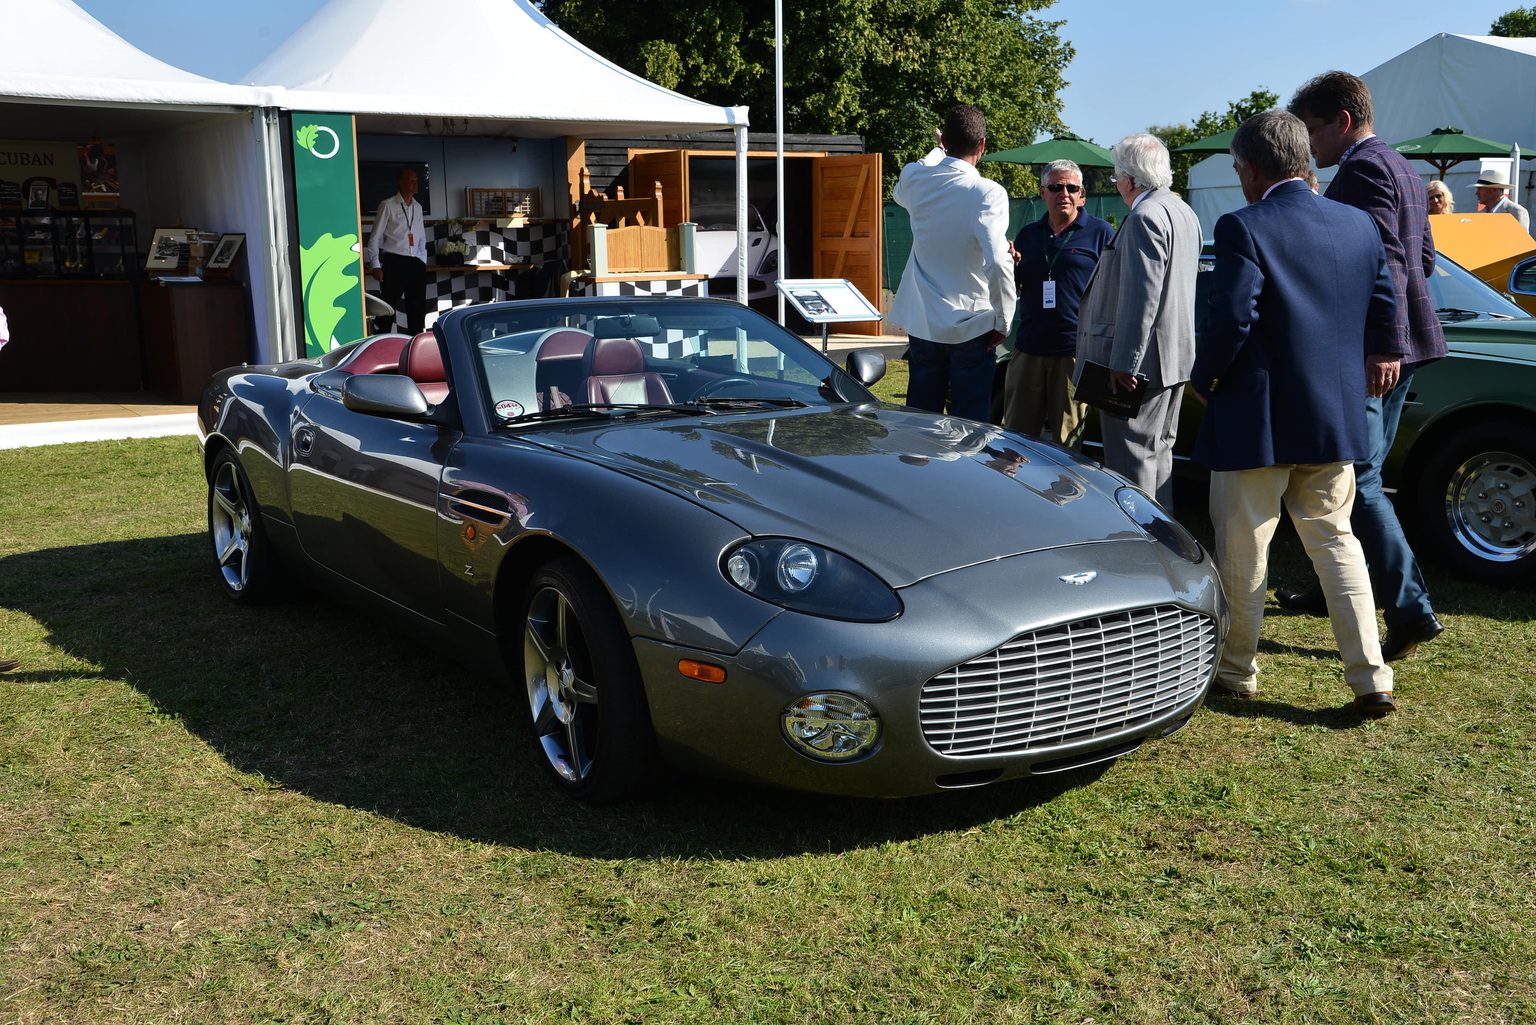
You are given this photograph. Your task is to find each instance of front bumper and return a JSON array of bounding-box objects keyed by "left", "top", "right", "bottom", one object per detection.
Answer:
[{"left": 637, "top": 539, "right": 1225, "bottom": 797}]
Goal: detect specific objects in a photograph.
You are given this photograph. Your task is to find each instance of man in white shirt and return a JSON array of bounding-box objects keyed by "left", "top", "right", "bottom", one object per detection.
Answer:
[
  {"left": 364, "top": 167, "right": 429, "bottom": 333},
  {"left": 888, "top": 105, "right": 1016, "bottom": 422},
  {"left": 1473, "top": 171, "right": 1531, "bottom": 232}
]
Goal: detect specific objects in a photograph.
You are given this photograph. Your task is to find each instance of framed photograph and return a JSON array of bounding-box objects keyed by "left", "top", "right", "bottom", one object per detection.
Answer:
[
  {"left": 26, "top": 181, "right": 49, "bottom": 210},
  {"left": 206, "top": 233, "right": 246, "bottom": 270},
  {"left": 146, "top": 227, "right": 186, "bottom": 270}
]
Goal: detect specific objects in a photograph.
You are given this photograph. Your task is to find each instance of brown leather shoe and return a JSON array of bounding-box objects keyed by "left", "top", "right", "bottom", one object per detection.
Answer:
[
  {"left": 0, "top": 659, "right": 19, "bottom": 673},
  {"left": 1353, "top": 691, "right": 1396, "bottom": 718},
  {"left": 1208, "top": 679, "right": 1255, "bottom": 700}
]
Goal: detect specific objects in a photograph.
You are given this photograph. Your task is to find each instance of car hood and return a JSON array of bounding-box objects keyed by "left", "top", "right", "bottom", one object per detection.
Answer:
[
  {"left": 520, "top": 406, "right": 1148, "bottom": 586},
  {"left": 1443, "top": 318, "right": 1536, "bottom": 363}
]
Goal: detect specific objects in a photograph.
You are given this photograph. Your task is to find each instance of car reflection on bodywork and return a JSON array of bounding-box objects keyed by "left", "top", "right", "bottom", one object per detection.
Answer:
[{"left": 200, "top": 296, "right": 1225, "bottom": 803}]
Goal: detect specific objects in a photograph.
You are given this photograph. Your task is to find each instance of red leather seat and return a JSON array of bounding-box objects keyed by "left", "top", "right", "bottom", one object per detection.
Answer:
[
  {"left": 534, "top": 328, "right": 593, "bottom": 409},
  {"left": 583, "top": 336, "right": 671, "bottom": 405},
  {"left": 401, "top": 331, "right": 450, "bottom": 405},
  {"left": 344, "top": 333, "right": 410, "bottom": 375}
]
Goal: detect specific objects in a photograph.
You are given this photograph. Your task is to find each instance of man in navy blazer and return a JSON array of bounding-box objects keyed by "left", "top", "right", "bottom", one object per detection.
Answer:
[
  {"left": 1282, "top": 72, "right": 1447, "bottom": 661},
  {"left": 1192, "top": 110, "right": 1400, "bottom": 717}
]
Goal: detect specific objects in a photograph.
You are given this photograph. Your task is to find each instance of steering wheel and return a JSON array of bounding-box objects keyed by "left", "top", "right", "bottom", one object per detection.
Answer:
[{"left": 690, "top": 375, "right": 761, "bottom": 400}]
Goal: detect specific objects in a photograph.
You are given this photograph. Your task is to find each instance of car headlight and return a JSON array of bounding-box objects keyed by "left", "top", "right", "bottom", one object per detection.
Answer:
[
  {"left": 781, "top": 692, "right": 881, "bottom": 761},
  {"left": 723, "top": 538, "right": 901, "bottom": 621},
  {"left": 758, "top": 249, "right": 778, "bottom": 276},
  {"left": 1116, "top": 486, "right": 1204, "bottom": 563}
]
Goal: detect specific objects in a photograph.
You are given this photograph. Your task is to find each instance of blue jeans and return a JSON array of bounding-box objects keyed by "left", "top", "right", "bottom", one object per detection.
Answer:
[
  {"left": 906, "top": 334, "right": 995, "bottom": 422},
  {"left": 1354, "top": 364, "right": 1433, "bottom": 627}
]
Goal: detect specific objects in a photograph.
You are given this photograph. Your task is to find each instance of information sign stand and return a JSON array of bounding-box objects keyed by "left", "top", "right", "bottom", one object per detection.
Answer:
[{"left": 775, "top": 278, "right": 883, "bottom": 352}]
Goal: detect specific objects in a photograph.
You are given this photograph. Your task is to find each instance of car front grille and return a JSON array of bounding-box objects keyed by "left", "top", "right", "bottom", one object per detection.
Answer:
[{"left": 919, "top": 605, "right": 1217, "bottom": 757}]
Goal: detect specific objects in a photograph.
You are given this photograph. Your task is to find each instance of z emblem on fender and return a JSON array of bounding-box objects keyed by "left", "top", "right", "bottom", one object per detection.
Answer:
[{"left": 1059, "top": 571, "right": 1097, "bottom": 585}]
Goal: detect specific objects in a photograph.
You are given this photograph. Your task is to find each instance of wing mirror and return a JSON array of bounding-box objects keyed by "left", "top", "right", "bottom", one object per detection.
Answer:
[
  {"left": 845, "top": 348, "right": 887, "bottom": 387},
  {"left": 342, "top": 373, "right": 432, "bottom": 417}
]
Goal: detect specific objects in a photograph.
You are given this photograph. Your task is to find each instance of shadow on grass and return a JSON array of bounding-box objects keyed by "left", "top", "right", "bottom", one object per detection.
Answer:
[{"left": 1, "top": 534, "right": 1114, "bottom": 861}]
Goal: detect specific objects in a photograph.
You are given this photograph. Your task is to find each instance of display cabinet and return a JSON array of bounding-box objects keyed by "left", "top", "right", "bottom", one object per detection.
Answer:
[{"left": 0, "top": 209, "right": 137, "bottom": 278}]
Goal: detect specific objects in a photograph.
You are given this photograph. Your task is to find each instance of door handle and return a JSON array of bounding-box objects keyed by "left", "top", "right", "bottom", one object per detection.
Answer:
[{"left": 295, "top": 426, "right": 315, "bottom": 455}]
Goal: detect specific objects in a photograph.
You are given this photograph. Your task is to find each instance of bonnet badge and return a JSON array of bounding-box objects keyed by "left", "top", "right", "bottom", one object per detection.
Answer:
[{"left": 1059, "top": 571, "right": 1097, "bottom": 585}]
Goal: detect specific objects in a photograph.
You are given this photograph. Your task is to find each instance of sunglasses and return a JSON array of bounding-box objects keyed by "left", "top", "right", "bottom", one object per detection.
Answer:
[{"left": 1044, "top": 183, "right": 1083, "bottom": 194}]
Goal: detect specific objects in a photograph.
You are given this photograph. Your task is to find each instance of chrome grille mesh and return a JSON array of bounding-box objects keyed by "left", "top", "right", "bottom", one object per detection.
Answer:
[{"left": 920, "top": 605, "right": 1217, "bottom": 756}]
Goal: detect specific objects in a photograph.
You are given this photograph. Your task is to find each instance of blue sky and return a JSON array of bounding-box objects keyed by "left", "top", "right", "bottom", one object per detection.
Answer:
[{"left": 77, "top": 0, "right": 1522, "bottom": 145}]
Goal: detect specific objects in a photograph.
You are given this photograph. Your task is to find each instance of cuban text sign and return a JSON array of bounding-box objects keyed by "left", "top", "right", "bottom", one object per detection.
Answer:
[{"left": 291, "top": 112, "right": 364, "bottom": 356}]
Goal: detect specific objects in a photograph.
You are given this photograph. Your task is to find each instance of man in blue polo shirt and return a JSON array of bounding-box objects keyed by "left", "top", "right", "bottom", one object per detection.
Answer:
[{"left": 1001, "top": 159, "right": 1115, "bottom": 447}]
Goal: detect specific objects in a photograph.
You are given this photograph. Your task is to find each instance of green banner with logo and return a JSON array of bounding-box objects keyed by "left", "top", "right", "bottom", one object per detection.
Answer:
[{"left": 291, "top": 112, "right": 364, "bottom": 356}]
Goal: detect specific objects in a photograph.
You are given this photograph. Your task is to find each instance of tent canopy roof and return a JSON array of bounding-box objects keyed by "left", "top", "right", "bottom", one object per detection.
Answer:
[
  {"left": 0, "top": 0, "right": 270, "bottom": 110},
  {"left": 246, "top": 0, "right": 747, "bottom": 138}
]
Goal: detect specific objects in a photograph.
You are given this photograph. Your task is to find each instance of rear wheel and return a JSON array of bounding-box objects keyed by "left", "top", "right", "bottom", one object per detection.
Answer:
[
  {"left": 1411, "top": 422, "right": 1536, "bottom": 584},
  {"left": 518, "top": 557, "right": 660, "bottom": 802},
  {"left": 208, "top": 449, "right": 286, "bottom": 604}
]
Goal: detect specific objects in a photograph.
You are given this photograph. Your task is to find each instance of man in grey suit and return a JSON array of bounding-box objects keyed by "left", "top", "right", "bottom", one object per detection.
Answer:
[{"left": 1074, "top": 133, "right": 1201, "bottom": 508}]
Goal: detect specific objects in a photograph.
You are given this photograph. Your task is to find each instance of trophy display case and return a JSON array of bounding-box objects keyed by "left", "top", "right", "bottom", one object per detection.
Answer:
[{"left": 0, "top": 209, "right": 137, "bottom": 278}]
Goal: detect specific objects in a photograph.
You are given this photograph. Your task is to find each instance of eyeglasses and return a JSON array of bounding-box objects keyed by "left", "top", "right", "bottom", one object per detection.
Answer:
[{"left": 1044, "top": 183, "right": 1083, "bottom": 194}]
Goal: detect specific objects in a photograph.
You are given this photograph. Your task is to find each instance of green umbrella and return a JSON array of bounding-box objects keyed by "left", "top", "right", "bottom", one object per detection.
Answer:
[
  {"left": 1173, "top": 128, "right": 1237, "bottom": 155},
  {"left": 982, "top": 131, "right": 1115, "bottom": 168},
  {"left": 1391, "top": 127, "right": 1535, "bottom": 179}
]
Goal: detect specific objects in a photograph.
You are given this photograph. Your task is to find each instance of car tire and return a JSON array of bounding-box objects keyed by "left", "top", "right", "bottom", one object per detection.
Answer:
[
  {"left": 518, "top": 557, "right": 661, "bottom": 803},
  {"left": 1411, "top": 422, "right": 1536, "bottom": 584},
  {"left": 207, "top": 449, "right": 286, "bottom": 604}
]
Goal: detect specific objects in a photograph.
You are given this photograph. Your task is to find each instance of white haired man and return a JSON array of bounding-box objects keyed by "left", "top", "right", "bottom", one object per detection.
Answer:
[{"left": 1073, "top": 134, "right": 1201, "bottom": 507}]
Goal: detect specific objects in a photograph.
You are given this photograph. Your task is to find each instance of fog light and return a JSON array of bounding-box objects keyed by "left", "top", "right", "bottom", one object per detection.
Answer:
[{"left": 781, "top": 692, "right": 880, "bottom": 761}]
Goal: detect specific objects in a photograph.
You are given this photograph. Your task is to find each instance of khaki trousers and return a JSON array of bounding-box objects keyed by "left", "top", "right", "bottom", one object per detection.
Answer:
[
  {"left": 1003, "top": 352, "right": 1087, "bottom": 449},
  {"left": 1209, "top": 462, "right": 1392, "bottom": 697}
]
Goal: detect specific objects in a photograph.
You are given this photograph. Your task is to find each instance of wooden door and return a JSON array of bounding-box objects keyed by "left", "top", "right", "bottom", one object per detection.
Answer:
[
  {"left": 629, "top": 149, "right": 689, "bottom": 228},
  {"left": 811, "top": 153, "right": 883, "bottom": 336}
]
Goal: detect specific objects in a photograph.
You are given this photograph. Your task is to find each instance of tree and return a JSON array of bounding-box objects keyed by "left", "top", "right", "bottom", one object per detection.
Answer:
[
  {"left": 535, "top": 0, "right": 1074, "bottom": 194},
  {"left": 1491, "top": 6, "right": 1536, "bottom": 35},
  {"left": 1149, "top": 88, "right": 1280, "bottom": 196}
]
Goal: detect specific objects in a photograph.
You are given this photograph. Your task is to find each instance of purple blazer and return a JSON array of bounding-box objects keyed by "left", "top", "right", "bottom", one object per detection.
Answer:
[{"left": 1323, "top": 136, "right": 1446, "bottom": 367}]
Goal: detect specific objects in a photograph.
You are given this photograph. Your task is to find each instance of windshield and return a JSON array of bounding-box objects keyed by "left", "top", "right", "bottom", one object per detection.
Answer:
[
  {"left": 455, "top": 299, "right": 871, "bottom": 423},
  {"left": 1428, "top": 252, "right": 1531, "bottom": 320}
]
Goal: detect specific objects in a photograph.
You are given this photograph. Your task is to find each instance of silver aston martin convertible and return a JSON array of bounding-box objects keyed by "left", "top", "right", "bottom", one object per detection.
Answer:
[{"left": 199, "top": 297, "right": 1226, "bottom": 802}]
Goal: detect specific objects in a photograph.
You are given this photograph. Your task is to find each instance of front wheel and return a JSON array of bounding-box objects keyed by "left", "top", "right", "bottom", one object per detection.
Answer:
[
  {"left": 208, "top": 449, "right": 286, "bottom": 604},
  {"left": 518, "top": 557, "right": 660, "bottom": 802},
  {"left": 1411, "top": 422, "right": 1536, "bottom": 584}
]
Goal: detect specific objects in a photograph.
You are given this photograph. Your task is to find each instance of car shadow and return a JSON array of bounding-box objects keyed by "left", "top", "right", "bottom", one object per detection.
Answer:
[{"left": 1, "top": 535, "right": 1116, "bottom": 860}]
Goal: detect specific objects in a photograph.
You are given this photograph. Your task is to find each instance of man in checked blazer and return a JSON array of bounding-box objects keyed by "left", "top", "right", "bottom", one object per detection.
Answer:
[
  {"left": 1073, "top": 133, "right": 1201, "bottom": 509},
  {"left": 1282, "top": 71, "right": 1448, "bottom": 662}
]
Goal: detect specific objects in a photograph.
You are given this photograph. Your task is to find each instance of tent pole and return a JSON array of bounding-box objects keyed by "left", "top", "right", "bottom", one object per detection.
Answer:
[
  {"left": 736, "top": 125, "right": 749, "bottom": 306},
  {"left": 774, "top": 0, "right": 786, "bottom": 326},
  {"left": 257, "top": 107, "right": 297, "bottom": 363}
]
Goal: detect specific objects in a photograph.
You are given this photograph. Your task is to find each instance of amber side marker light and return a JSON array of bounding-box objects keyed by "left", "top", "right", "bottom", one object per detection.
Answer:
[{"left": 678, "top": 659, "right": 727, "bottom": 683}]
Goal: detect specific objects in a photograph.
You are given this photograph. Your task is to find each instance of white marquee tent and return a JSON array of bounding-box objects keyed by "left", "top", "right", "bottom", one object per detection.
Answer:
[
  {"left": 246, "top": 0, "right": 748, "bottom": 140},
  {"left": 0, "top": 0, "right": 288, "bottom": 366},
  {"left": 1187, "top": 33, "right": 1536, "bottom": 238}
]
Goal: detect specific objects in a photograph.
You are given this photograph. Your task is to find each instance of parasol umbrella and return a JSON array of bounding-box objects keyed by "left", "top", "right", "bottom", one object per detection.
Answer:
[
  {"left": 982, "top": 131, "right": 1115, "bottom": 168},
  {"left": 1390, "top": 126, "right": 1536, "bottom": 179},
  {"left": 1172, "top": 128, "right": 1238, "bottom": 155}
]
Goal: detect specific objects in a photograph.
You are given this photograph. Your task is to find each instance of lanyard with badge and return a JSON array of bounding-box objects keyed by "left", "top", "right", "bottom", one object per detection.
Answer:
[
  {"left": 401, "top": 199, "right": 417, "bottom": 248},
  {"left": 1041, "top": 224, "right": 1075, "bottom": 309}
]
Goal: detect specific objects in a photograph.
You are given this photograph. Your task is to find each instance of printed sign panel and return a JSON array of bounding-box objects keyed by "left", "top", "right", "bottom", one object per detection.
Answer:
[{"left": 291, "top": 112, "right": 365, "bottom": 356}]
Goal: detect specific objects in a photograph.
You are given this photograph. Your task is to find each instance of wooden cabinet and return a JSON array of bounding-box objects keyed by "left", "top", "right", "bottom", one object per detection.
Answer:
[
  {"left": 138, "top": 280, "right": 250, "bottom": 403},
  {"left": 0, "top": 279, "right": 142, "bottom": 392}
]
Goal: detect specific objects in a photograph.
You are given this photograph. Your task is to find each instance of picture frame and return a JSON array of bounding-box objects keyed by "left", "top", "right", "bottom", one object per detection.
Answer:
[
  {"left": 146, "top": 227, "right": 186, "bottom": 270},
  {"left": 206, "top": 233, "right": 246, "bottom": 270},
  {"left": 26, "top": 181, "right": 49, "bottom": 210}
]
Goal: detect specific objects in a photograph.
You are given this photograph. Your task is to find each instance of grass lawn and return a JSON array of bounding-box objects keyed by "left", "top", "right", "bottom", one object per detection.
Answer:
[{"left": 1, "top": 426, "right": 1533, "bottom": 1024}]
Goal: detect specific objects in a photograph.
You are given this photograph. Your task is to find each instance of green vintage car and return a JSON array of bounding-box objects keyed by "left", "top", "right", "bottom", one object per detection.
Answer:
[{"left": 1077, "top": 250, "right": 1536, "bottom": 585}]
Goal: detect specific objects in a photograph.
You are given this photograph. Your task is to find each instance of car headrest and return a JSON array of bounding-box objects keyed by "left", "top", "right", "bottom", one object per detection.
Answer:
[
  {"left": 401, "top": 331, "right": 446, "bottom": 384},
  {"left": 536, "top": 328, "right": 594, "bottom": 362},
  {"left": 586, "top": 336, "right": 645, "bottom": 376}
]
